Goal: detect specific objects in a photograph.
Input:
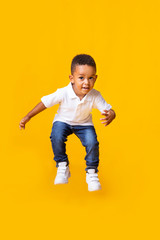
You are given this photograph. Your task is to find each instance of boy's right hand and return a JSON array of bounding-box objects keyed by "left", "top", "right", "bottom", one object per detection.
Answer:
[{"left": 19, "top": 115, "right": 31, "bottom": 130}]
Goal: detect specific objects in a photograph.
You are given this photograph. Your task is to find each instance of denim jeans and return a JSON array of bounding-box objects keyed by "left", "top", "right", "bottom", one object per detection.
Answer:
[{"left": 50, "top": 121, "right": 99, "bottom": 172}]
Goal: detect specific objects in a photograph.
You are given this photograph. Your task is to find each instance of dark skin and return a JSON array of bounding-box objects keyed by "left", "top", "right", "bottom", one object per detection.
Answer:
[
  {"left": 100, "top": 109, "right": 116, "bottom": 126},
  {"left": 19, "top": 102, "right": 46, "bottom": 129}
]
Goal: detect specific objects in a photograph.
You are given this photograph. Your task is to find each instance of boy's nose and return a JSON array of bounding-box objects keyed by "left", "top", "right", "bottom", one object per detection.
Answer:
[{"left": 84, "top": 78, "right": 89, "bottom": 84}]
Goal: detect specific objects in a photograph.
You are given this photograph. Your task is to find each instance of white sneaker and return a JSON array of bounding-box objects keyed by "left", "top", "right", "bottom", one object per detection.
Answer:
[
  {"left": 86, "top": 169, "right": 101, "bottom": 191},
  {"left": 54, "top": 162, "right": 71, "bottom": 185}
]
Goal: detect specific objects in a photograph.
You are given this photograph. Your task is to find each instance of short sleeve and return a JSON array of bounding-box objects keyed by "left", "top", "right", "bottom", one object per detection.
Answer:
[
  {"left": 93, "top": 92, "right": 112, "bottom": 113},
  {"left": 41, "top": 88, "right": 63, "bottom": 108}
]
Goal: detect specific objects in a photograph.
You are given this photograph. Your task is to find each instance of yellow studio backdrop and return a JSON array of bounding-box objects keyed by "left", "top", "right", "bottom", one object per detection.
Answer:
[{"left": 0, "top": 0, "right": 160, "bottom": 239}]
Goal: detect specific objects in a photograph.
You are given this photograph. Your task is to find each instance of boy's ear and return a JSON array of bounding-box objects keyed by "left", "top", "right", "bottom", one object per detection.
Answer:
[
  {"left": 69, "top": 75, "right": 74, "bottom": 83},
  {"left": 94, "top": 75, "right": 98, "bottom": 83}
]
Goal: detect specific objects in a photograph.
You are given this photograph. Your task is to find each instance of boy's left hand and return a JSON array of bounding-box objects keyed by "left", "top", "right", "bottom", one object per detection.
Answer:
[{"left": 100, "top": 109, "right": 116, "bottom": 126}]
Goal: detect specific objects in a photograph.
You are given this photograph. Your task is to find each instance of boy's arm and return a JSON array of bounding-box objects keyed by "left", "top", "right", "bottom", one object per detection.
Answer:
[
  {"left": 19, "top": 101, "right": 47, "bottom": 130},
  {"left": 93, "top": 92, "right": 116, "bottom": 126}
]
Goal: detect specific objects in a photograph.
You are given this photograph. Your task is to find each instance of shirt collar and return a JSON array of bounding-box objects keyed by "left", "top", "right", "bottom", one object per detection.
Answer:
[
  {"left": 67, "top": 82, "right": 78, "bottom": 99},
  {"left": 67, "top": 82, "right": 93, "bottom": 102}
]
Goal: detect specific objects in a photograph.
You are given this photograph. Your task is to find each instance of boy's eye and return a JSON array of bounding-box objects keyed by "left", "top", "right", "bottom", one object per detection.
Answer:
[{"left": 79, "top": 77, "right": 94, "bottom": 80}]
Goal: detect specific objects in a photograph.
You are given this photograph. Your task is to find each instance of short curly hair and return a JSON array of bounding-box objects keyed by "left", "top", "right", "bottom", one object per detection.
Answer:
[{"left": 71, "top": 54, "right": 96, "bottom": 75}]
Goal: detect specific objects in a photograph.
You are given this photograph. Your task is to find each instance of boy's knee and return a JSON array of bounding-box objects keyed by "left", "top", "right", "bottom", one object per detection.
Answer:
[
  {"left": 85, "top": 138, "right": 99, "bottom": 149},
  {"left": 50, "top": 133, "right": 66, "bottom": 143}
]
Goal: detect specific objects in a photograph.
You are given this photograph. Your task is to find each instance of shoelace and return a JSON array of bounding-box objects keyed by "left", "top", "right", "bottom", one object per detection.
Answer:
[{"left": 87, "top": 173, "right": 99, "bottom": 182}]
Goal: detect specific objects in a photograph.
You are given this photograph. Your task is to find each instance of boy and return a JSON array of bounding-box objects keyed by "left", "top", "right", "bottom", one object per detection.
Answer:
[{"left": 19, "top": 54, "right": 116, "bottom": 191}]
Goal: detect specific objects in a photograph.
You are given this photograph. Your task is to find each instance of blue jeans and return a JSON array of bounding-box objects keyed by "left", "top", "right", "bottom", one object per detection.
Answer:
[{"left": 50, "top": 121, "right": 99, "bottom": 172}]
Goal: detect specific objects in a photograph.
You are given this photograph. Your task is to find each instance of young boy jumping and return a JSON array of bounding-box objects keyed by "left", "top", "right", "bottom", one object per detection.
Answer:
[{"left": 19, "top": 54, "right": 116, "bottom": 191}]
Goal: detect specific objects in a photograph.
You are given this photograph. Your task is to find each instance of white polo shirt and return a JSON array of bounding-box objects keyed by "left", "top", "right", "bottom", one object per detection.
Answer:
[{"left": 41, "top": 82, "right": 112, "bottom": 126}]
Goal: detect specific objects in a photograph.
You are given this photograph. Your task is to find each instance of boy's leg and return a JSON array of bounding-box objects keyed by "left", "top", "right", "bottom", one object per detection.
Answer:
[
  {"left": 73, "top": 125, "right": 99, "bottom": 173},
  {"left": 50, "top": 121, "right": 73, "bottom": 167}
]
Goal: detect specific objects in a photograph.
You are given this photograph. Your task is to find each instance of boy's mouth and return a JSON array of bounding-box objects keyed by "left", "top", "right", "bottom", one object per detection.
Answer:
[{"left": 82, "top": 87, "right": 90, "bottom": 90}]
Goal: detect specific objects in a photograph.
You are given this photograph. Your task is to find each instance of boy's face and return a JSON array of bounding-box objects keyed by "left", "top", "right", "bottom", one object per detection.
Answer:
[{"left": 69, "top": 64, "right": 97, "bottom": 99}]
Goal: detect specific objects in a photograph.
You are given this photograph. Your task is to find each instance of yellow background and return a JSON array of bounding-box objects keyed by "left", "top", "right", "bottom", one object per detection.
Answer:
[{"left": 1, "top": 0, "right": 160, "bottom": 239}]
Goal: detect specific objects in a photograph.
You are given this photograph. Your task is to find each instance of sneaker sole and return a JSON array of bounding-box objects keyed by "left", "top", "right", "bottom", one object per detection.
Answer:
[
  {"left": 88, "top": 187, "right": 101, "bottom": 192},
  {"left": 88, "top": 185, "right": 102, "bottom": 192},
  {"left": 54, "top": 172, "right": 71, "bottom": 185}
]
